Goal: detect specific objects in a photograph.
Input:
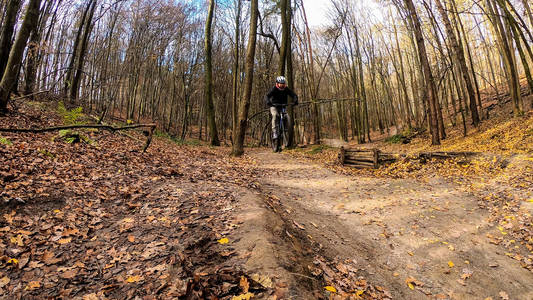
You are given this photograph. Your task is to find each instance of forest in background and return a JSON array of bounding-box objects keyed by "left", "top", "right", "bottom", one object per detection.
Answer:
[{"left": 0, "top": 0, "right": 531, "bottom": 155}]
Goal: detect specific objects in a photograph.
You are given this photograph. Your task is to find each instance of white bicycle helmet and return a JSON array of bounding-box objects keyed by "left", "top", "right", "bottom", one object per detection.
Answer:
[{"left": 276, "top": 76, "right": 286, "bottom": 84}]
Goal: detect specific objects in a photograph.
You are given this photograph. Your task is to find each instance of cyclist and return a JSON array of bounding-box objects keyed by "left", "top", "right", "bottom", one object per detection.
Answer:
[{"left": 265, "top": 76, "right": 298, "bottom": 152}]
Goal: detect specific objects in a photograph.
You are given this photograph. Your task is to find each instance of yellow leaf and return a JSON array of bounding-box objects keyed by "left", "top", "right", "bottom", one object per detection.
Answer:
[
  {"left": 356, "top": 290, "right": 364, "bottom": 296},
  {"left": 53, "top": 209, "right": 61, "bottom": 213},
  {"left": 448, "top": 261, "right": 454, "bottom": 268},
  {"left": 324, "top": 286, "right": 337, "bottom": 293},
  {"left": 58, "top": 237, "right": 72, "bottom": 244},
  {"left": 25, "top": 281, "right": 41, "bottom": 290},
  {"left": 527, "top": 199, "right": 533, "bottom": 203},
  {"left": 7, "top": 258, "right": 18, "bottom": 264},
  {"left": 231, "top": 292, "right": 254, "bottom": 300},
  {"left": 218, "top": 238, "right": 229, "bottom": 244},
  {"left": 125, "top": 275, "right": 142, "bottom": 283},
  {"left": 407, "top": 282, "right": 414, "bottom": 290}
]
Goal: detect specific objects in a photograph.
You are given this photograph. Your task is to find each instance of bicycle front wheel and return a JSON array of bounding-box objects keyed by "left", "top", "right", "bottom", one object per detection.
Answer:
[{"left": 282, "top": 127, "right": 289, "bottom": 148}]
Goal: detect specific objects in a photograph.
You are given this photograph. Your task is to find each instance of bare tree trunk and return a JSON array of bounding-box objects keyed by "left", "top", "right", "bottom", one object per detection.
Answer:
[
  {"left": 231, "top": 0, "right": 241, "bottom": 144},
  {"left": 24, "top": 0, "right": 55, "bottom": 96},
  {"left": 64, "top": 0, "right": 91, "bottom": 96},
  {"left": 435, "top": 0, "right": 479, "bottom": 127},
  {"left": 522, "top": 0, "right": 533, "bottom": 30},
  {"left": 0, "top": 0, "right": 41, "bottom": 113},
  {"left": 486, "top": 0, "right": 523, "bottom": 116},
  {"left": 404, "top": 0, "right": 440, "bottom": 145},
  {"left": 0, "top": 0, "right": 22, "bottom": 78},
  {"left": 69, "top": 0, "right": 96, "bottom": 102},
  {"left": 204, "top": 0, "right": 220, "bottom": 146},
  {"left": 232, "top": 0, "right": 258, "bottom": 156}
]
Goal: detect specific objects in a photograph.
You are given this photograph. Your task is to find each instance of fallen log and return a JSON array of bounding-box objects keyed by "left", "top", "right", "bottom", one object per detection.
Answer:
[
  {"left": 0, "top": 123, "right": 157, "bottom": 152},
  {"left": 418, "top": 151, "right": 479, "bottom": 161}
]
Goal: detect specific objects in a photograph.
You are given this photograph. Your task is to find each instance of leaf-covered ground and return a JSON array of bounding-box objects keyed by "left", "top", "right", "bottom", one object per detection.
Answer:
[{"left": 0, "top": 100, "right": 268, "bottom": 299}]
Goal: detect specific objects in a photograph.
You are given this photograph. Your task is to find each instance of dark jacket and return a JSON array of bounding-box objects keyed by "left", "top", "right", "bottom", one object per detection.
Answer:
[{"left": 265, "top": 86, "right": 298, "bottom": 107}]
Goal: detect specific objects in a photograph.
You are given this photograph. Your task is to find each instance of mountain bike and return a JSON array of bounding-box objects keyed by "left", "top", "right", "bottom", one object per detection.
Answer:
[{"left": 271, "top": 104, "right": 290, "bottom": 152}]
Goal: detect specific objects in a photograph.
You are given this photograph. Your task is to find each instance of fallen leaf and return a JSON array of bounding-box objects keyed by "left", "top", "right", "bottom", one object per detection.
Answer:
[
  {"left": 405, "top": 276, "right": 424, "bottom": 290},
  {"left": 324, "top": 286, "right": 337, "bottom": 293},
  {"left": 240, "top": 276, "right": 249, "bottom": 293},
  {"left": 10, "top": 234, "right": 23, "bottom": 246},
  {"left": 461, "top": 268, "right": 473, "bottom": 280},
  {"left": 128, "top": 235, "right": 135, "bottom": 242},
  {"left": 448, "top": 261, "right": 455, "bottom": 268},
  {"left": 62, "top": 228, "right": 79, "bottom": 236},
  {"left": 0, "top": 276, "right": 10, "bottom": 288},
  {"left": 499, "top": 291, "right": 509, "bottom": 300},
  {"left": 42, "top": 251, "right": 61, "bottom": 265},
  {"left": 218, "top": 238, "right": 229, "bottom": 244},
  {"left": 231, "top": 292, "right": 254, "bottom": 300},
  {"left": 82, "top": 293, "right": 99, "bottom": 300},
  {"left": 250, "top": 273, "right": 273, "bottom": 288},
  {"left": 293, "top": 221, "right": 305, "bottom": 230},
  {"left": 58, "top": 237, "right": 72, "bottom": 244},
  {"left": 25, "top": 281, "right": 41, "bottom": 290},
  {"left": 125, "top": 275, "right": 142, "bottom": 283},
  {"left": 60, "top": 269, "right": 78, "bottom": 279},
  {"left": 7, "top": 258, "right": 18, "bottom": 265}
]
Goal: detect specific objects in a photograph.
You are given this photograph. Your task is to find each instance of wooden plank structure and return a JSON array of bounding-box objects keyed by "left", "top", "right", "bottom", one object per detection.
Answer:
[
  {"left": 340, "top": 147, "right": 479, "bottom": 169},
  {"left": 339, "top": 147, "right": 397, "bottom": 169}
]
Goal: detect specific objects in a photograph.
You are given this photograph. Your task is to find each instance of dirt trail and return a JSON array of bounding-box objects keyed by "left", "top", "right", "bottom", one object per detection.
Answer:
[{"left": 247, "top": 150, "right": 533, "bottom": 299}]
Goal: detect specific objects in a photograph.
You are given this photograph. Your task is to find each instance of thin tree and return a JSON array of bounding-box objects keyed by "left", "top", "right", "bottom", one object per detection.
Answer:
[
  {"left": 204, "top": 0, "right": 220, "bottom": 146},
  {"left": 232, "top": 0, "right": 258, "bottom": 156},
  {"left": 435, "top": 0, "right": 479, "bottom": 127},
  {"left": 403, "top": 0, "right": 440, "bottom": 145},
  {"left": 231, "top": 0, "right": 242, "bottom": 143},
  {"left": 69, "top": 0, "right": 96, "bottom": 102},
  {"left": 0, "top": 0, "right": 22, "bottom": 78},
  {"left": 0, "top": 0, "right": 42, "bottom": 113}
]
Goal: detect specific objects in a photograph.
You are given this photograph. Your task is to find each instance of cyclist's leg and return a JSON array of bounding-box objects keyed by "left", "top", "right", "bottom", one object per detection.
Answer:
[{"left": 270, "top": 107, "right": 279, "bottom": 139}]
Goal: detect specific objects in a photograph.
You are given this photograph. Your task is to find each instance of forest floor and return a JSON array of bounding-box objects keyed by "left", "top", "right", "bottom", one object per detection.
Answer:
[{"left": 0, "top": 98, "right": 532, "bottom": 299}]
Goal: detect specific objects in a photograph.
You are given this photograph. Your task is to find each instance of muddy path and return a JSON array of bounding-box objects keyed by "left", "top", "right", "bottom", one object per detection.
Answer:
[{"left": 246, "top": 150, "right": 533, "bottom": 299}]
